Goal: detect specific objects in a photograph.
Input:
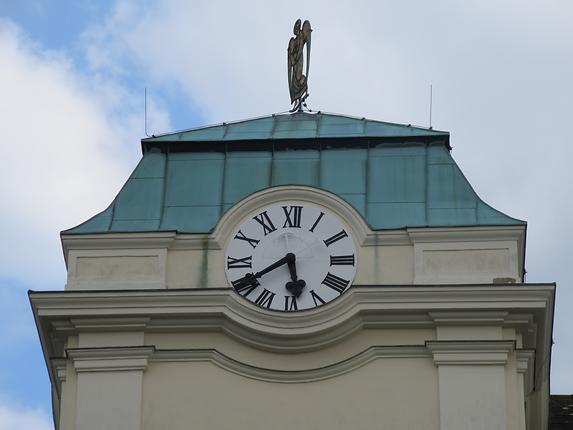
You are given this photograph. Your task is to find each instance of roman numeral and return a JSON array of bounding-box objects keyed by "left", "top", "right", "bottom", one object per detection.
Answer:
[
  {"left": 323, "top": 230, "right": 348, "bottom": 247},
  {"left": 330, "top": 254, "right": 355, "bottom": 266},
  {"left": 232, "top": 276, "right": 259, "bottom": 297},
  {"left": 227, "top": 255, "right": 252, "bottom": 269},
  {"left": 282, "top": 205, "right": 303, "bottom": 228},
  {"left": 310, "top": 290, "right": 326, "bottom": 307},
  {"left": 309, "top": 212, "right": 325, "bottom": 233},
  {"left": 321, "top": 272, "right": 349, "bottom": 294},
  {"left": 234, "top": 230, "right": 260, "bottom": 249},
  {"left": 253, "top": 211, "right": 277, "bottom": 236},
  {"left": 254, "top": 288, "right": 275, "bottom": 308},
  {"left": 284, "top": 295, "right": 298, "bottom": 311}
]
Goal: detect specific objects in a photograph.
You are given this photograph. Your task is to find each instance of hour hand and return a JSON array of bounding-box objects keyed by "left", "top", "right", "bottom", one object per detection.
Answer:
[
  {"left": 285, "top": 253, "right": 297, "bottom": 281},
  {"left": 285, "top": 253, "right": 306, "bottom": 297},
  {"left": 233, "top": 254, "right": 290, "bottom": 294},
  {"left": 232, "top": 273, "right": 260, "bottom": 295}
]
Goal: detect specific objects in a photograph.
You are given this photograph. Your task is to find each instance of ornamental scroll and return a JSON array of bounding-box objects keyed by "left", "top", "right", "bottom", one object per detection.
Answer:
[{"left": 287, "top": 19, "right": 312, "bottom": 112}]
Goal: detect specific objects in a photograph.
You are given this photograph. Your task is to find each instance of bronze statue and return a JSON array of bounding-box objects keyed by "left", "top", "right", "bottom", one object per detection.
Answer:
[{"left": 287, "top": 19, "right": 312, "bottom": 112}]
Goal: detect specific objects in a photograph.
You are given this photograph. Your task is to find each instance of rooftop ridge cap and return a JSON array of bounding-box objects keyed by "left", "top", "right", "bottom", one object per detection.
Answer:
[
  {"left": 141, "top": 111, "right": 292, "bottom": 140},
  {"left": 315, "top": 110, "right": 449, "bottom": 134},
  {"left": 141, "top": 110, "right": 449, "bottom": 142}
]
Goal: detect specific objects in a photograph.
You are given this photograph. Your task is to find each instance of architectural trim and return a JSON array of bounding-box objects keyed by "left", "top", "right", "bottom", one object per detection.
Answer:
[
  {"left": 429, "top": 311, "right": 509, "bottom": 325},
  {"left": 52, "top": 358, "right": 68, "bottom": 383},
  {"left": 151, "top": 345, "right": 430, "bottom": 383},
  {"left": 69, "top": 317, "right": 151, "bottom": 331},
  {"left": 31, "top": 284, "right": 554, "bottom": 354},
  {"left": 60, "top": 227, "right": 526, "bottom": 251},
  {"left": 407, "top": 226, "right": 524, "bottom": 243},
  {"left": 426, "top": 340, "right": 515, "bottom": 365},
  {"left": 66, "top": 346, "right": 155, "bottom": 372},
  {"left": 211, "top": 186, "right": 372, "bottom": 248},
  {"left": 66, "top": 248, "right": 167, "bottom": 290},
  {"left": 61, "top": 232, "right": 177, "bottom": 266},
  {"left": 516, "top": 349, "right": 535, "bottom": 394}
]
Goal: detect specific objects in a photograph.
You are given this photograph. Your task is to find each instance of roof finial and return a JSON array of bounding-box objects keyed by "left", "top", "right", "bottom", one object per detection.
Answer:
[{"left": 287, "top": 19, "right": 312, "bottom": 112}]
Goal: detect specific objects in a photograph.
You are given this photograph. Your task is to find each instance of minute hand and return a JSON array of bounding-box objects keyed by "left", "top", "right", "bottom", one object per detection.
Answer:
[{"left": 254, "top": 253, "right": 292, "bottom": 278}]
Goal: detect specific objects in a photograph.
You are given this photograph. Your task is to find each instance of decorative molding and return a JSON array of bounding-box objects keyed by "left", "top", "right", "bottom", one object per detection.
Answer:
[
  {"left": 69, "top": 317, "right": 150, "bottom": 331},
  {"left": 413, "top": 240, "right": 520, "bottom": 284},
  {"left": 66, "top": 346, "right": 155, "bottom": 372},
  {"left": 516, "top": 349, "right": 535, "bottom": 394},
  {"left": 407, "top": 226, "right": 525, "bottom": 243},
  {"left": 409, "top": 226, "right": 526, "bottom": 284},
  {"left": 64, "top": 343, "right": 430, "bottom": 382},
  {"left": 66, "top": 248, "right": 167, "bottom": 290},
  {"left": 61, "top": 232, "right": 177, "bottom": 265},
  {"left": 502, "top": 313, "right": 534, "bottom": 327},
  {"left": 429, "top": 311, "right": 509, "bottom": 325},
  {"left": 31, "top": 284, "right": 555, "bottom": 354},
  {"left": 52, "top": 358, "right": 68, "bottom": 383},
  {"left": 426, "top": 340, "right": 515, "bottom": 365},
  {"left": 211, "top": 186, "right": 372, "bottom": 248},
  {"left": 151, "top": 345, "right": 430, "bottom": 383}
]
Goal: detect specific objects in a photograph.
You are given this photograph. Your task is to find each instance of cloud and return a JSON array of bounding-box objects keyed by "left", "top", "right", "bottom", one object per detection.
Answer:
[
  {"left": 0, "top": 20, "right": 171, "bottom": 288},
  {"left": 2, "top": 0, "right": 572, "bottom": 393},
  {"left": 79, "top": 0, "right": 573, "bottom": 392},
  {"left": 0, "top": 401, "right": 52, "bottom": 430}
]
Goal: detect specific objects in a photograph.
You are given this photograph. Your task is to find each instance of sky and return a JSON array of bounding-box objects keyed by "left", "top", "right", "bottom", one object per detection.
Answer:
[{"left": 0, "top": 0, "right": 572, "bottom": 428}]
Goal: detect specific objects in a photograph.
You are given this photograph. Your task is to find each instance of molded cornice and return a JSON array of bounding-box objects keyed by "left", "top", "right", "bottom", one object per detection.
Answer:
[
  {"left": 31, "top": 284, "right": 554, "bottom": 354},
  {"left": 66, "top": 346, "right": 155, "bottom": 372},
  {"left": 426, "top": 340, "right": 515, "bottom": 365},
  {"left": 151, "top": 345, "right": 430, "bottom": 383}
]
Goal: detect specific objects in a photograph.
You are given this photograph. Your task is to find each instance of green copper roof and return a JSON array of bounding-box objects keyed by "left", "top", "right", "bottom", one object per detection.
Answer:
[
  {"left": 65, "top": 112, "right": 523, "bottom": 235},
  {"left": 142, "top": 112, "right": 450, "bottom": 144}
]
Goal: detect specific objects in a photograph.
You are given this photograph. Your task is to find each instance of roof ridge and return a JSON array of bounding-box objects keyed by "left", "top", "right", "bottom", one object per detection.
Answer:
[{"left": 142, "top": 111, "right": 449, "bottom": 143}]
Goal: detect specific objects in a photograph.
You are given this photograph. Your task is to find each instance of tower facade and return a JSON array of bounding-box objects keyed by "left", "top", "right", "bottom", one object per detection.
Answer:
[{"left": 31, "top": 112, "right": 554, "bottom": 430}]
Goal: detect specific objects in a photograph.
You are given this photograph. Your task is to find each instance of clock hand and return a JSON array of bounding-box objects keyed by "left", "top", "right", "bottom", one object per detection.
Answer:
[
  {"left": 285, "top": 253, "right": 306, "bottom": 298},
  {"left": 255, "top": 253, "right": 291, "bottom": 278},
  {"left": 232, "top": 253, "right": 294, "bottom": 290},
  {"left": 286, "top": 253, "right": 297, "bottom": 281}
]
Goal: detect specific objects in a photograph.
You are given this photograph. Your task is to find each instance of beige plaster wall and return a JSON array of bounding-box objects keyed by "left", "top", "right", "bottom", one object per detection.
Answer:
[
  {"left": 163, "top": 244, "right": 416, "bottom": 289},
  {"left": 64, "top": 232, "right": 521, "bottom": 290},
  {"left": 141, "top": 358, "right": 440, "bottom": 430}
]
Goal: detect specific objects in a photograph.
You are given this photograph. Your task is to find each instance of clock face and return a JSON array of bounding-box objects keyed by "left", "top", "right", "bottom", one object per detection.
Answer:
[{"left": 224, "top": 201, "right": 357, "bottom": 312}]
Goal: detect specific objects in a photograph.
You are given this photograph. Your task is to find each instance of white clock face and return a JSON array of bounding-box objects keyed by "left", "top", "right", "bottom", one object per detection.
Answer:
[{"left": 224, "top": 201, "right": 357, "bottom": 312}]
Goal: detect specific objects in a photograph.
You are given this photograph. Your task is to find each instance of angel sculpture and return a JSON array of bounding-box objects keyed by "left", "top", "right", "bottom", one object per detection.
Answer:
[{"left": 287, "top": 19, "right": 312, "bottom": 112}]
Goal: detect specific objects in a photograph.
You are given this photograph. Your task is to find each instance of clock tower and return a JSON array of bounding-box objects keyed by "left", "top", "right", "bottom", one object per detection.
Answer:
[{"left": 31, "top": 111, "right": 554, "bottom": 429}]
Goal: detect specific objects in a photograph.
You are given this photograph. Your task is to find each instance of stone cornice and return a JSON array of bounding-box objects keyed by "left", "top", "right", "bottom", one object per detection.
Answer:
[
  {"left": 62, "top": 344, "right": 429, "bottom": 382},
  {"left": 61, "top": 225, "right": 526, "bottom": 253},
  {"left": 52, "top": 358, "right": 68, "bottom": 382},
  {"left": 56, "top": 343, "right": 533, "bottom": 383},
  {"left": 426, "top": 340, "right": 515, "bottom": 365},
  {"left": 66, "top": 346, "right": 155, "bottom": 372},
  {"left": 428, "top": 311, "right": 509, "bottom": 325},
  {"left": 516, "top": 349, "right": 535, "bottom": 394},
  {"left": 152, "top": 345, "right": 430, "bottom": 383},
  {"left": 31, "top": 284, "right": 554, "bottom": 354},
  {"left": 407, "top": 226, "right": 525, "bottom": 243}
]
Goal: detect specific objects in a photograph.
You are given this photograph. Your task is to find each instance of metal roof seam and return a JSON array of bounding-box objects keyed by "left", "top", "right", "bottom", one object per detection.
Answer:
[{"left": 64, "top": 115, "right": 521, "bottom": 234}]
